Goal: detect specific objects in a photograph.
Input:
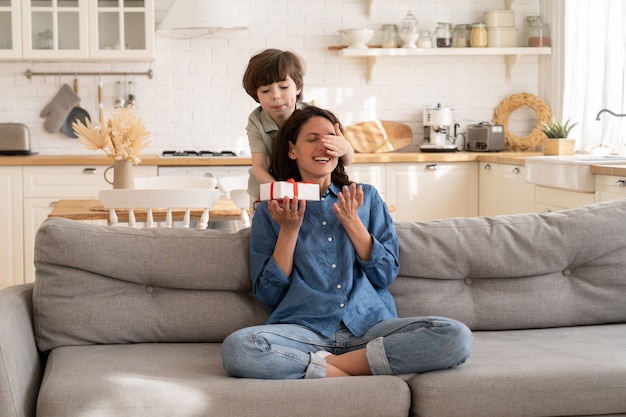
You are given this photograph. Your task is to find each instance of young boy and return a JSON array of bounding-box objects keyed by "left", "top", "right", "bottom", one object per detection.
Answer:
[{"left": 242, "top": 48, "right": 354, "bottom": 206}]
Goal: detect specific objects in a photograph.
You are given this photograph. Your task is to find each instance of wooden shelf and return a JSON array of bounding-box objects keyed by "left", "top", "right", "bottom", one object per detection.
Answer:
[{"left": 334, "top": 47, "right": 552, "bottom": 83}]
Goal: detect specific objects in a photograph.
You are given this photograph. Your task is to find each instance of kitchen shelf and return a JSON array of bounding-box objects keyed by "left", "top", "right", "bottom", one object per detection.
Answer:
[{"left": 335, "top": 47, "right": 552, "bottom": 83}]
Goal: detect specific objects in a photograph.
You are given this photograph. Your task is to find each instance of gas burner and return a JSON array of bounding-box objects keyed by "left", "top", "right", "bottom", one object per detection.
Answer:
[
  {"left": 161, "top": 150, "right": 238, "bottom": 157},
  {"left": 199, "top": 150, "right": 237, "bottom": 157}
]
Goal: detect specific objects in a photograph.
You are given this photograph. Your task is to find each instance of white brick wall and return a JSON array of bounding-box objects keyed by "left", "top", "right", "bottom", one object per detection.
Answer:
[{"left": 0, "top": 0, "right": 542, "bottom": 155}]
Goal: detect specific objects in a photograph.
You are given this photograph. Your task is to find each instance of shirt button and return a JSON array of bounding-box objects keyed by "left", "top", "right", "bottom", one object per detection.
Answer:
[
  {"left": 322, "top": 220, "right": 327, "bottom": 226},
  {"left": 336, "top": 284, "right": 342, "bottom": 289},
  {"left": 339, "top": 303, "right": 345, "bottom": 308},
  {"left": 328, "top": 237, "right": 332, "bottom": 242},
  {"left": 321, "top": 197, "right": 325, "bottom": 201},
  {"left": 331, "top": 264, "right": 336, "bottom": 268}
]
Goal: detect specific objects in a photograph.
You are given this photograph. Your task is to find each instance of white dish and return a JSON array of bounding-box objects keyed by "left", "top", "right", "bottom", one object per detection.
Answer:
[{"left": 339, "top": 28, "right": 374, "bottom": 49}]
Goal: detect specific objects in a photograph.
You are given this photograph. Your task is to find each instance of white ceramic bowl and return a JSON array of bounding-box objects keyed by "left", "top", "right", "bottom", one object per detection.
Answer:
[{"left": 339, "top": 28, "right": 374, "bottom": 49}]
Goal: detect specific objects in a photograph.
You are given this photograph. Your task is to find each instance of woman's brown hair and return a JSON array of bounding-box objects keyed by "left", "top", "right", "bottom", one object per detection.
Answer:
[
  {"left": 269, "top": 106, "right": 351, "bottom": 188},
  {"left": 242, "top": 49, "right": 306, "bottom": 103}
]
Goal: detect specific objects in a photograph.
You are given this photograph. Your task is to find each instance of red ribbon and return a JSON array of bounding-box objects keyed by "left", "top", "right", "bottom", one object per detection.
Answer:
[{"left": 269, "top": 178, "right": 299, "bottom": 200}]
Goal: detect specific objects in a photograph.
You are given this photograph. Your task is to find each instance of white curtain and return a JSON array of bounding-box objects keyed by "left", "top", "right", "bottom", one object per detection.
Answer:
[{"left": 562, "top": 0, "right": 626, "bottom": 155}]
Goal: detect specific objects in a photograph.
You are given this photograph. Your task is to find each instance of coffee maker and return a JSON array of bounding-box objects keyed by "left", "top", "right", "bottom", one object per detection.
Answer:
[{"left": 421, "top": 103, "right": 459, "bottom": 152}]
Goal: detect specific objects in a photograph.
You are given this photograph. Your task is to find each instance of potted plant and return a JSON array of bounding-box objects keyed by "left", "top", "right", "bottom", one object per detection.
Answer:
[{"left": 541, "top": 118, "right": 577, "bottom": 155}]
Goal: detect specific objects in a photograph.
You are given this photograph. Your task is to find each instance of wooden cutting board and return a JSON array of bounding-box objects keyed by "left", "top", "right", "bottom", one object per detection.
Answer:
[{"left": 344, "top": 121, "right": 412, "bottom": 153}]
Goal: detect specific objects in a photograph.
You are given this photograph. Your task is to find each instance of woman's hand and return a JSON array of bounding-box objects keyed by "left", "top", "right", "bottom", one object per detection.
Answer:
[
  {"left": 334, "top": 184, "right": 373, "bottom": 261},
  {"left": 268, "top": 196, "right": 305, "bottom": 277},
  {"left": 322, "top": 123, "right": 355, "bottom": 165},
  {"left": 268, "top": 195, "right": 306, "bottom": 230}
]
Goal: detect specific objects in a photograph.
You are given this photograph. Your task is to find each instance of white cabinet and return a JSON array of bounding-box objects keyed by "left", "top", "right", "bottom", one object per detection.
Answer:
[
  {"left": 387, "top": 162, "right": 478, "bottom": 221},
  {"left": 534, "top": 185, "right": 595, "bottom": 213},
  {"left": 595, "top": 175, "right": 626, "bottom": 202},
  {"left": 479, "top": 162, "right": 534, "bottom": 216},
  {"left": 6, "top": 0, "right": 154, "bottom": 61},
  {"left": 0, "top": 0, "right": 22, "bottom": 59},
  {"left": 22, "top": 164, "right": 157, "bottom": 283},
  {"left": 0, "top": 167, "right": 23, "bottom": 288}
]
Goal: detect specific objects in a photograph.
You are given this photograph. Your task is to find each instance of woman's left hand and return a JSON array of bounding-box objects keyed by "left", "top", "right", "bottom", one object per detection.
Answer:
[{"left": 334, "top": 183, "right": 363, "bottom": 223}]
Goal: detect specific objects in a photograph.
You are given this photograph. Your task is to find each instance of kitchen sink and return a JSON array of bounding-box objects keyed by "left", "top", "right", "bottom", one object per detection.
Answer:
[{"left": 525, "top": 155, "right": 626, "bottom": 192}]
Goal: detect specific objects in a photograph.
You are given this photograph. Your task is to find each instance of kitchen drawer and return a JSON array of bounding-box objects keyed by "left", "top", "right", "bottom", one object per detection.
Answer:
[
  {"left": 23, "top": 165, "right": 157, "bottom": 198},
  {"left": 595, "top": 174, "right": 626, "bottom": 202},
  {"left": 534, "top": 185, "right": 595, "bottom": 211}
]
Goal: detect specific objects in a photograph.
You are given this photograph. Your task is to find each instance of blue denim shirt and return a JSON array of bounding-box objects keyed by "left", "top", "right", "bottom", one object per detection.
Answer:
[{"left": 250, "top": 183, "right": 400, "bottom": 338}]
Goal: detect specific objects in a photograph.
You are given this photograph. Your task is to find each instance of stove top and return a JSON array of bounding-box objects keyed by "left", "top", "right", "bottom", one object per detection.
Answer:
[{"left": 161, "top": 150, "right": 238, "bottom": 158}]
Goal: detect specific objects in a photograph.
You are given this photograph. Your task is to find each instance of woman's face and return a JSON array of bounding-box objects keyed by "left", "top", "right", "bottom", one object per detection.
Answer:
[{"left": 288, "top": 116, "right": 338, "bottom": 186}]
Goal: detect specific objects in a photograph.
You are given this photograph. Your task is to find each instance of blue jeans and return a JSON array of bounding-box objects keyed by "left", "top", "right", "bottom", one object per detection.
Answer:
[{"left": 221, "top": 316, "right": 472, "bottom": 379}]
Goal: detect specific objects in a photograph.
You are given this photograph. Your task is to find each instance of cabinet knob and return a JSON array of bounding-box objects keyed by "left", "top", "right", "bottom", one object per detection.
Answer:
[
  {"left": 512, "top": 167, "right": 521, "bottom": 174},
  {"left": 483, "top": 164, "right": 491, "bottom": 171},
  {"left": 49, "top": 201, "right": 58, "bottom": 208},
  {"left": 426, "top": 163, "right": 439, "bottom": 171},
  {"left": 616, "top": 179, "right": 626, "bottom": 187},
  {"left": 543, "top": 209, "right": 552, "bottom": 214},
  {"left": 82, "top": 167, "right": 98, "bottom": 174}
]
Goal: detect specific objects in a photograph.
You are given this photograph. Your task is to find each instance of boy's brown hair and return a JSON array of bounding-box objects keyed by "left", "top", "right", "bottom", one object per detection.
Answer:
[{"left": 242, "top": 49, "right": 306, "bottom": 103}]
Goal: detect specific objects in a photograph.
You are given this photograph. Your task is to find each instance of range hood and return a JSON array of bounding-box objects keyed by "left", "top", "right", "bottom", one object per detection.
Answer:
[{"left": 158, "top": 0, "right": 248, "bottom": 38}]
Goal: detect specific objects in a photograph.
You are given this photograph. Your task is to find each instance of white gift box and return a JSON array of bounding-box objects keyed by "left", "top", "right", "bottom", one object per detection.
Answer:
[{"left": 260, "top": 180, "right": 320, "bottom": 201}]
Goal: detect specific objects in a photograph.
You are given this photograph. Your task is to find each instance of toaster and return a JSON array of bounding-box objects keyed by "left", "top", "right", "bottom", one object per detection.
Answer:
[
  {"left": 465, "top": 123, "right": 505, "bottom": 152},
  {"left": 0, "top": 123, "right": 33, "bottom": 155}
]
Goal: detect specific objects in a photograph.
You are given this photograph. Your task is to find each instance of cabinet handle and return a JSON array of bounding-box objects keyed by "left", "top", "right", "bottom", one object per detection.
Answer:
[
  {"left": 49, "top": 201, "right": 58, "bottom": 208},
  {"left": 483, "top": 164, "right": 491, "bottom": 171},
  {"left": 83, "top": 167, "right": 98, "bottom": 174},
  {"left": 512, "top": 167, "right": 521, "bottom": 174},
  {"left": 543, "top": 209, "right": 552, "bottom": 214},
  {"left": 616, "top": 180, "right": 626, "bottom": 187},
  {"left": 426, "top": 163, "right": 439, "bottom": 171}
]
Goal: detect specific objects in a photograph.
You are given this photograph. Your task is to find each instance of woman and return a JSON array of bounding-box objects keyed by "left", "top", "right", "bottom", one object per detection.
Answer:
[{"left": 221, "top": 106, "right": 472, "bottom": 379}]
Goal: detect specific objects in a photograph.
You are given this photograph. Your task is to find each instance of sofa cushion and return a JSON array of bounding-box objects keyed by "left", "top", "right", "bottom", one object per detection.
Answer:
[
  {"left": 36, "top": 343, "right": 411, "bottom": 417},
  {"left": 33, "top": 218, "right": 268, "bottom": 351},
  {"left": 406, "top": 324, "right": 626, "bottom": 417},
  {"left": 391, "top": 199, "right": 626, "bottom": 330}
]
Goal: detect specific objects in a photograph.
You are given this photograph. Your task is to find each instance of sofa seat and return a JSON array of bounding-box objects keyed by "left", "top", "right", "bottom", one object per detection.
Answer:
[
  {"left": 36, "top": 343, "right": 411, "bottom": 417},
  {"left": 408, "top": 324, "right": 626, "bottom": 417}
]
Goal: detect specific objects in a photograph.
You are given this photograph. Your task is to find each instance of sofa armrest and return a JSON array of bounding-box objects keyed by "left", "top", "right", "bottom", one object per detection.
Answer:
[{"left": 0, "top": 284, "right": 42, "bottom": 417}]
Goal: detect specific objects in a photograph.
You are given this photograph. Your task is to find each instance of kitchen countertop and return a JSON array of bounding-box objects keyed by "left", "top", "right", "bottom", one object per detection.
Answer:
[
  {"left": 589, "top": 164, "right": 626, "bottom": 176},
  {"left": 0, "top": 151, "right": 540, "bottom": 166}
]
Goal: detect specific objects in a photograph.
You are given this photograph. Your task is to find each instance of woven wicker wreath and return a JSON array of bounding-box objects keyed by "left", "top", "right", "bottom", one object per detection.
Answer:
[{"left": 492, "top": 92, "right": 552, "bottom": 151}]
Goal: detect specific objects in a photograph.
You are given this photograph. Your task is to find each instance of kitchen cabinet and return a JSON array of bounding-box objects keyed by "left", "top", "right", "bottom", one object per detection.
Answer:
[
  {"left": 595, "top": 174, "right": 626, "bottom": 203},
  {"left": 479, "top": 162, "right": 534, "bottom": 216},
  {"left": 344, "top": 163, "right": 388, "bottom": 209},
  {"left": 4, "top": 0, "right": 154, "bottom": 61},
  {"left": 335, "top": 47, "right": 552, "bottom": 83},
  {"left": 0, "top": 0, "right": 21, "bottom": 59},
  {"left": 22, "top": 164, "right": 157, "bottom": 282},
  {"left": 534, "top": 185, "right": 595, "bottom": 213},
  {"left": 0, "top": 166, "right": 23, "bottom": 288},
  {"left": 386, "top": 162, "right": 478, "bottom": 221}
]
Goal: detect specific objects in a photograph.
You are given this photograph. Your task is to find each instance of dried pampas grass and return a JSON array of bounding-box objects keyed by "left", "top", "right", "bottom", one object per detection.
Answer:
[{"left": 73, "top": 106, "right": 151, "bottom": 164}]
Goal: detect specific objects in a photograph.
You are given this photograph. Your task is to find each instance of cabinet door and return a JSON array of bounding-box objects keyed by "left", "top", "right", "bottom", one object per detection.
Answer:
[
  {"left": 21, "top": 0, "right": 89, "bottom": 60},
  {"left": 478, "top": 162, "right": 500, "bottom": 216},
  {"left": 0, "top": 167, "right": 23, "bottom": 288},
  {"left": 0, "top": 0, "right": 22, "bottom": 59},
  {"left": 345, "top": 163, "right": 386, "bottom": 197},
  {"left": 499, "top": 164, "right": 534, "bottom": 214},
  {"left": 387, "top": 162, "right": 478, "bottom": 221},
  {"left": 534, "top": 185, "right": 595, "bottom": 213},
  {"left": 595, "top": 175, "right": 626, "bottom": 203},
  {"left": 89, "top": 0, "right": 154, "bottom": 60}
]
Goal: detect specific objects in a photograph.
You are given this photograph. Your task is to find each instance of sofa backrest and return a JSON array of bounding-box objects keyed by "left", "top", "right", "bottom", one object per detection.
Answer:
[{"left": 33, "top": 199, "right": 626, "bottom": 351}]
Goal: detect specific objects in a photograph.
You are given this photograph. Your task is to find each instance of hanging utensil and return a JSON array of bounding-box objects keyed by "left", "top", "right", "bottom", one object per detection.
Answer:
[{"left": 61, "top": 76, "right": 91, "bottom": 138}]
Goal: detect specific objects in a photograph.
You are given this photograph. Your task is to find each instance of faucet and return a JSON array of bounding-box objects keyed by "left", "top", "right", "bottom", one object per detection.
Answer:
[{"left": 595, "top": 109, "right": 626, "bottom": 120}]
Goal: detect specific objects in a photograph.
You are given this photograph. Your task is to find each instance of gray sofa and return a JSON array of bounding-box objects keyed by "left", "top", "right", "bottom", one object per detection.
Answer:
[{"left": 2, "top": 199, "right": 626, "bottom": 417}]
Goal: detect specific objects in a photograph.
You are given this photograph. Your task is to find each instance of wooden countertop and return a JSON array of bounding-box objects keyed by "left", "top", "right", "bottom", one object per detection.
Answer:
[
  {"left": 0, "top": 151, "right": 539, "bottom": 166},
  {"left": 590, "top": 164, "right": 626, "bottom": 176}
]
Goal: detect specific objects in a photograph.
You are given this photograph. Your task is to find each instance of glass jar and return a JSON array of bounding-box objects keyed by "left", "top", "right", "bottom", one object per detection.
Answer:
[
  {"left": 417, "top": 29, "right": 432, "bottom": 48},
  {"left": 37, "top": 30, "right": 53, "bottom": 50},
  {"left": 435, "top": 22, "right": 452, "bottom": 48},
  {"left": 380, "top": 24, "right": 399, "bottom": 48},
  {"left": 470, "top": 23, "right": 488, "bottom": 47},
  {"left": 453, "top": 24, "right": 471, "bottom": 47},
  {"left": 527, "top": 19, "right": 551, "bottom": 47},
  {"left": 523, "top": 16, "right": 541, "bottom": 46}
]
